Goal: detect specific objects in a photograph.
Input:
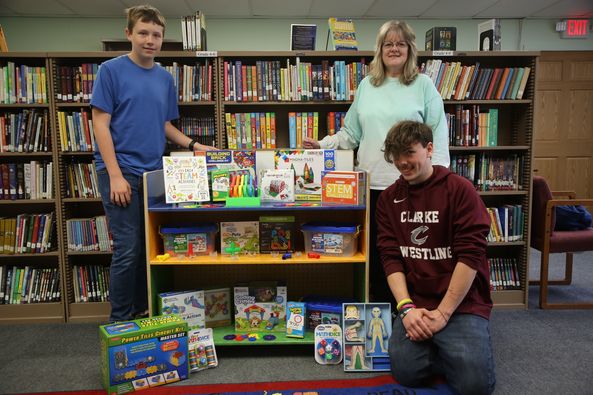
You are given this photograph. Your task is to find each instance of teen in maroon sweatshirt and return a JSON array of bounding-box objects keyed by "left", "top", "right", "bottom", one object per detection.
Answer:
[{"left": 376, "top": 121, "right": 495, "bottom": 395}]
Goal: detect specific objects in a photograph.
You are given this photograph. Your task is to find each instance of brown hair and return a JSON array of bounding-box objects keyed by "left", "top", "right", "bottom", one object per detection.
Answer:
[
  {"left": 383, "top": 121, "right": 433, "bottom": 164},
  {"left": 126, "top": 5, "right": 166, "bottom": 33},
  {"left": 369, "top": 20, "right": 418, "bottom": 87}
]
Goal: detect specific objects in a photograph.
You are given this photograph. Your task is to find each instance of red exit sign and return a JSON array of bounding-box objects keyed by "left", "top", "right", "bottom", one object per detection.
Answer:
[{"left": 558, "top": 19, "right": 590, "bottom": 39}]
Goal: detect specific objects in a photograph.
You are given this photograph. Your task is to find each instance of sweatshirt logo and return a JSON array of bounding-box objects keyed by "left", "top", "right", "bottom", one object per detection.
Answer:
[
  {"left": 393, "top": 197, "right": 407, "bottom": 204},
  {"left": 411, "top": 226, "right": 429, "bottom": 245}
]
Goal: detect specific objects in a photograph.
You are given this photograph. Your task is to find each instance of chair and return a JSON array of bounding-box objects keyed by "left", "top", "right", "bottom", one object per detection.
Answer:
[{"left": 530, "top": 176, "right": 593, "bottom": 309}]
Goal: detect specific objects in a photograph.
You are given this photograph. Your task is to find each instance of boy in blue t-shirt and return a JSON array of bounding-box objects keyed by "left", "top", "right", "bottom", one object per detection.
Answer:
[{"left": 91, "top": 5, "right": 216, "bottom": 323}]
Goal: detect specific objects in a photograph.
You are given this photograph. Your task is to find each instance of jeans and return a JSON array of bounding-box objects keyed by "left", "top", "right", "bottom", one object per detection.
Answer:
[
  {"left": 389, "top": 313, "right": 496, "bottom": 395},
  {"left": 97, "top": 169, "right": 148, "bottom": 322}
]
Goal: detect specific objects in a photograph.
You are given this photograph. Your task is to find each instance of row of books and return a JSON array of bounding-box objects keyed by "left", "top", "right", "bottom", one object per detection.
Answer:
[
  {"left": 163, "top": 61, "right": 213, "bottom": 102},
  {"left": 0, "top": 62, "right": 48, "bottom": 104},
  {"left": 55, "top": 63, "right": 98, "bottom": 103},
  {"left": 224, "top": 112, "right": 277, "bottom": 150},
  {"left": 223, "top": 59, "right": 368, "bottom": 102},
  {"left": 446, "top": 106, "right": 498, "bottom": 147},
  {"left": 65, "top": 161, "right": 100, "bottom": 199},
  {"left": 1, "top": 161, "right": 54, "bottom": 200},
  {"left": 66, "top": 216, "right": 113, "bottom": 252},
  {"left": 489, "top": 258, "right": 521, "bottom": 291},
  {"left": 0, "top": 213, "right": 55, "bottom": 255},
  {"left": 175, "top": 116, "right": 216, "bottom": 140},
  {"left": 57, "top": 110, "right": 94, "bottom": 152},
  {"left": 180, "top": 11, "right": 207, "bottom": 51},
  {"left": 451, "top": 153, "right": 523, "bottom": 191},
  {"left": 288, "top": 112, "right": 319, "bottom": 149},
  {"left": 421, "top": 60, "right": 531, "bottom": 101},
  {"left": 327, "top": 111, "right": 347, "bottom": 136},
  {"left": 487, "top": 205, "right": 524, "bottom": 243},
  {"left": 0, "top": 266, "right": 60, "bottom": 304},
  {"left": 72, "top": 264, "right": 110, "bottom": 303},
  {"left": 0, "top": 109, "right": 50, "bottom": 153}
]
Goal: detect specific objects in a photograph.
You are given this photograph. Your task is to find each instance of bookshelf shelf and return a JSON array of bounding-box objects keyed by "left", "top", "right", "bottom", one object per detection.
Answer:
[
  {"left": 213, "top": 325, "right": 315, "bottom": 346},
  {"left": 62, "top": 197, "right": 102, "bottom": 203},
  {"left": 449, "top": 146, "right": 529, "bottom": 152},
  {"left": 0, "top": 251, "right": 59, "bottom": 258},
  {"left": 149, "top": 252, "right": 366, "bottom": 266},
  {"left": 0, "top": 152, "right": 53, "bottom": 157},
  {"left": 0, "top": 302, "right": 64, "bottom": 323},
  {"left": 0, "top": 103, "right": 50, "bottom": 108},
  {"left": 56, "top": 103, "right": 91, "bottom": 108},
  {"left": 0, "top": 199, "right": 56, "bottom": 204},
  {"left": 66, "top": 250, "right": 112, "bottom": 256}
]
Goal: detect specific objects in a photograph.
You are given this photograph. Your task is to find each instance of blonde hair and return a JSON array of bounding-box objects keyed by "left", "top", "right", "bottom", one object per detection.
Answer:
[
  {"left": 369, "top": 20, "right": 418, "bottom": 87},
  {"left": 126, "top": 5, "right": 166, "bottom": 34}
]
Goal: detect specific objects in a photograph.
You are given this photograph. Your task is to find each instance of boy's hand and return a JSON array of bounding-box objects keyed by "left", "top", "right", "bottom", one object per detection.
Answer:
[
  {"left": 402, "top": 308, "right": 433, "bottom": 341},
  {"left": 110, "top": 174, "right": 132, "bottom": 207},
  {"left": 194, "top": 143, "right": 218, "bottom": 152}
]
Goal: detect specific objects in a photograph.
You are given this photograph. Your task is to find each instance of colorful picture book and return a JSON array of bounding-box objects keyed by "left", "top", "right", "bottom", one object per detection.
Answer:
[
  {"left": 163, "top": 156, "right": 210, "bottom": 203},
  {"left": 327, "top": 18, "right": 358, "bottom": 51}
]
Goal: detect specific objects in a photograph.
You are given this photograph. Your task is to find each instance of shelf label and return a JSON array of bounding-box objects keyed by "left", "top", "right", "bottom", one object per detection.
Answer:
[
  {"left": 195, "top": 51, "right": 218, "bottom": 57},
  {"left": 432, "top": 50, "right": 454, "bottom": 56}
]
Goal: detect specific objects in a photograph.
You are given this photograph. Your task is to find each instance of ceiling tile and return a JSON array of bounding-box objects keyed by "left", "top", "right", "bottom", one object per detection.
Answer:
[
  {"left": 1, "top": 0, "right": 75, "bottom": 16},
  {"left": 365, "top": 0, "right": 440, "bottom": 18},
  {"left": 186, "top": 0, "right": 252, "bottom": 18},
  {"left": 422, "top": 0, "right": 499, "bottom": 18},
  {"left": 308, "top": 0, "right": 372, "bottom": 18},
  {"left": 531, "top": 0, "right": 593, "bottom": 18},
  {"left": 59, "top": 0, "right": 128, "bottom": 17},
  {"left": 475, "top": 0, "right": 560, "bottom": 18},
  {"left": 251, "top": 0, "right": 312, "bottom": 17}
]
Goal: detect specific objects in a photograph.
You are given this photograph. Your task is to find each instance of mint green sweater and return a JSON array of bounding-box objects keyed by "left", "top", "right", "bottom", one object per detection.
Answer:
[{"left": 319, "top": 74, "right": 450, "bottom": 190}]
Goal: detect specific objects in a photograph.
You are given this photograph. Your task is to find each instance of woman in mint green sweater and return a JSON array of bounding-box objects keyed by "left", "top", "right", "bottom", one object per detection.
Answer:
[{"left": 304, "top": 20, "right": 450, "bottom": 304}]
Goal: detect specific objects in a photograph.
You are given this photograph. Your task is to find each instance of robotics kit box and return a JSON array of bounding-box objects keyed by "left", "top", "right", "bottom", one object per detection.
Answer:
[{"left": 100, "top": 315, "right": 189, "bottom": 394}]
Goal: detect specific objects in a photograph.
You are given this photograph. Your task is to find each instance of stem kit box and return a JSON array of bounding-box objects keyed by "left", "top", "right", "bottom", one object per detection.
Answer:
[{"left": 100, "top": 315, "right": 189, "bottom": 394}]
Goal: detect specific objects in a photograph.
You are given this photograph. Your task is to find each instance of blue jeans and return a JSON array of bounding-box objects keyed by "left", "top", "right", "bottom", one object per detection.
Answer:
[
  {"left": 389, "top": 313, "right": 496, "bottom": 395},
  {"left": 97, "top": 169, "right": 148, "bottom": 322}
]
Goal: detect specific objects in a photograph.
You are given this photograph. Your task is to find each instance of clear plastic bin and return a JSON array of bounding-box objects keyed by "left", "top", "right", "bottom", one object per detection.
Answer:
[
  {"left": 301, "top": 222, "right": 359, "bottom": 257},
  {"left": 159, "top": 224, "right": 217, "bottom": 257}
]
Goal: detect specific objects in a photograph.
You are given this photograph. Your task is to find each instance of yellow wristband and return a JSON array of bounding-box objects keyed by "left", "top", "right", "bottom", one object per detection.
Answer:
[{"left": 396, "top": 298, "right": 413, "bottom": 311}]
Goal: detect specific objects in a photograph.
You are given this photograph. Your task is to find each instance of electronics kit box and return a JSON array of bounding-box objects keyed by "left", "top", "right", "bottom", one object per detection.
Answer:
[{"left": 100, "top": 315, "right": 189, "bottom": 394}]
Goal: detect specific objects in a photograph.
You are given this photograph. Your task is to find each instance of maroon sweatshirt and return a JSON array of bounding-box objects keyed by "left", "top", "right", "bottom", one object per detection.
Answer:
[{"left": 376, "top": 165, "right": 492, "bottom": 319}]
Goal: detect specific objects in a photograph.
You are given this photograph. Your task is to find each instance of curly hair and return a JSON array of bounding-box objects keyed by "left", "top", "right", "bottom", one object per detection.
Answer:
[{"left": 383, "top": 121, "right": 433, "bottom": 164}]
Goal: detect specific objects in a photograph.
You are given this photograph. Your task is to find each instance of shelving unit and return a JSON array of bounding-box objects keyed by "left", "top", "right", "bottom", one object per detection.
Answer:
[
  {"left": 0, "top": 53, "right": 63, "bottom": 323},
  {"left": 0, "top": 50, "right": 537, "bottom": 324},
  {"left": 143, "top": 169, "right": 370, "bottom": 345}
]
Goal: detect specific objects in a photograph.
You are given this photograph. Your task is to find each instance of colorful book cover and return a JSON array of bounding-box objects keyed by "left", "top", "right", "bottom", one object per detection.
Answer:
[
  {"left": 328, "top": 18, "right": 358, "bottom": 50},
  {"left": 274, "top": 149, "right": 335, "bottom": 200},
  {"left": 163, "top": 156, "right": 210, "bottom": 203},
  {"left": 321, "top": 171, "right": 365, "bottom": 205}
]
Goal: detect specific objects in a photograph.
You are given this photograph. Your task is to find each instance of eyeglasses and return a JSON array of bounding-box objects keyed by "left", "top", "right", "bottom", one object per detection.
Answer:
[{"left": 382, "top": 41, "right": 408, "bottom": 50}]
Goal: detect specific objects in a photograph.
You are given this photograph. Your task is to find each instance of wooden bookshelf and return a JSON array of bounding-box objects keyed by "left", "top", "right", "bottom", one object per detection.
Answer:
[{"left": 0, "top": 50, "right": 537, "bottom": 324}]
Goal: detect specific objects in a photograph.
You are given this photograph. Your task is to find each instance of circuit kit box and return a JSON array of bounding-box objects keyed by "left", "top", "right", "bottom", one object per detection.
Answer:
[{"left": 100, "top": 315, "right": 189, "bottom": 394}]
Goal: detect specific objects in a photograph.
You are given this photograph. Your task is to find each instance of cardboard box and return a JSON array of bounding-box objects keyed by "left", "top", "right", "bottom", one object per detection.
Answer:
[
  {"left": 204, "top": 287, "right": 232, "bottom": 327},
  {"left": 425, "top": 27, "right": 457, "bottom": 51},
  {"left": 234, "top": 281, "right": 287, "bottom": 332},
  {"left": 100, "top": 315, "right": 188, "bottom": 394},
  {"left": 158, "top": 290, "right": 205, "bottom": 329},
  {"left": 259, "top": 216, "right": 296, "bottom": 253},
  {"left": 321, "top": 171, "right": 365, "bottom": 205},
  {"left": 220, "top": 221, "right": 259, "bottom": 255}
]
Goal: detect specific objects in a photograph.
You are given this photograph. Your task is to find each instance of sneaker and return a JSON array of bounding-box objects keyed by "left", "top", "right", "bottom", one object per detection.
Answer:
[{"left": 133, "top": 309, "right": 149, "bottom": 319}]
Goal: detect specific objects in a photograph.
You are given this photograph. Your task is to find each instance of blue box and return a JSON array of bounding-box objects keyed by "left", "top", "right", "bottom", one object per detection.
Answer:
[
  {"left": 159, "top": 223, "right": 217, "bottom": 257},
  {"left": 100, "top": 315, "right": 189, "bottom": 394}
]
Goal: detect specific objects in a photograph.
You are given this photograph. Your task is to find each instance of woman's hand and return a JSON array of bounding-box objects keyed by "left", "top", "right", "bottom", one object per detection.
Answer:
[{"left": 302, "top": 137, "right": 320, "bottom": 149}]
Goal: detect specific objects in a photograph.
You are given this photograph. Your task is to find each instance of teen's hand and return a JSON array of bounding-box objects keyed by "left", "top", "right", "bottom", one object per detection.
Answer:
[
  {"left": 302, "top": 137, "right": 320, "bottom": 149},
  {"left": 193, "top": 143, "right": 219, "bottom": 152},
  {"left": 421, "top": 309, "right": 448, "bottom": 334},
  {"left": 110, "top": 174, "right": 132, "bottom": 207},
  {"left": 402, "top": 308, "right": 433, "bottom": 341}
]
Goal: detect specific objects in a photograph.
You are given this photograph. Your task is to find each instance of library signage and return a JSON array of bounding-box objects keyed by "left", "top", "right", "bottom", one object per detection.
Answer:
[{"left": 556, "top": 19, "right": 591, "bottom": 39}]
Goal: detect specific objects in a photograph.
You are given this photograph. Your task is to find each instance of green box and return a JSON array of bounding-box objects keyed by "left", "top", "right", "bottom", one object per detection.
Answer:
[{"left": 100, "top": 315, "right": 189, "bottom": 394}]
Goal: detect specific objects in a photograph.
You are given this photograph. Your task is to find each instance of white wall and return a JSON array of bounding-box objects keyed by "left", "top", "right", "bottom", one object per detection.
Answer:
[{"left": 0, "top": 17, "right": 591, "bottom": 52}]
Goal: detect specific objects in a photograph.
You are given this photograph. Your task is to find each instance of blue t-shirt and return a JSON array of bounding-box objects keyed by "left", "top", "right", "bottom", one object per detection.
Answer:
[{"left": 91, "top": 55, "right": 179, "bottom": 176}]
